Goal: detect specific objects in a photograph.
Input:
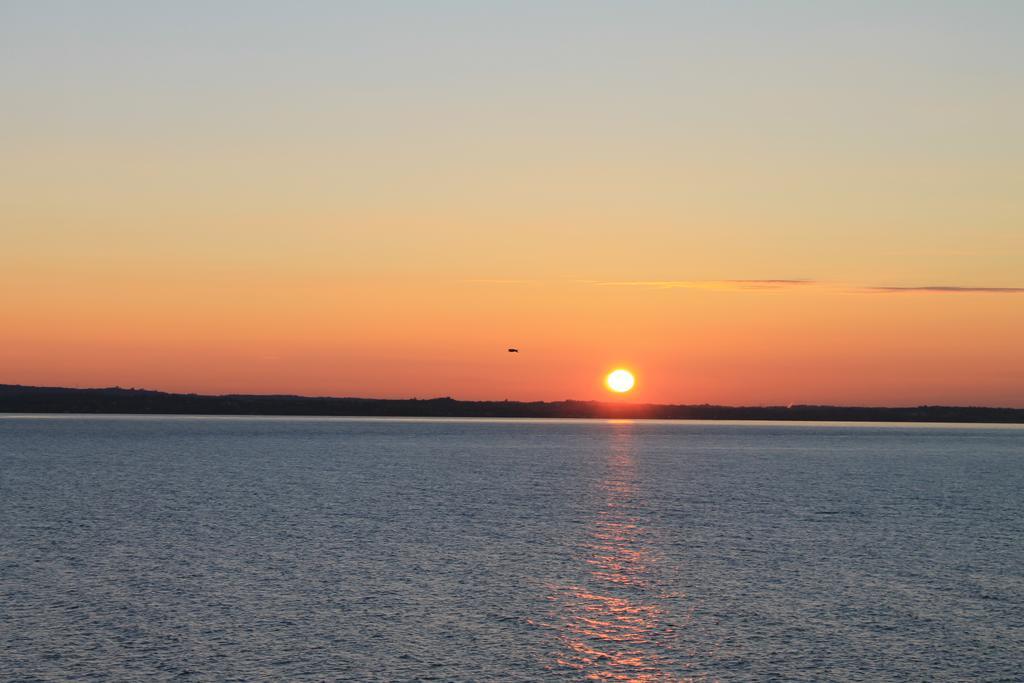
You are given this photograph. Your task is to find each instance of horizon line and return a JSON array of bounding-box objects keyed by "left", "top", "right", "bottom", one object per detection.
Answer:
[{"left": 2, "top": 382, "right": 1021, "bottom": 412}]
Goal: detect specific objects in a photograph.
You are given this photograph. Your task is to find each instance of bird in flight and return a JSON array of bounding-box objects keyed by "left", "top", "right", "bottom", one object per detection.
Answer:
[{"left": 507, "top": 348, "right": 519, "bottom": 353}]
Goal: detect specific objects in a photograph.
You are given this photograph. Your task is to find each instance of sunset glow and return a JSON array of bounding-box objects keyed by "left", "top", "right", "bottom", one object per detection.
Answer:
[{"left": 1, "top": 3, "right": 1022, "bottom": 406}]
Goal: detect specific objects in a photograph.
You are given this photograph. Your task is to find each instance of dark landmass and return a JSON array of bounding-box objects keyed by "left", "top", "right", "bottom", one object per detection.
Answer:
[{"left": 1, "top": 384, "right": 1022, "bottom": 423}]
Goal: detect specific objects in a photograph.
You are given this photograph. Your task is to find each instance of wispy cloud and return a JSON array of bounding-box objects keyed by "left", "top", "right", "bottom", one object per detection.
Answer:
[
  {"left": 862, "top": 285, "right": 1024, "bottom": 294},
  {"left": 463, "top": 278, "right": 1024, "bottom": 294},
  {"left": 596, "top": 280, "right": 1024, "bottom": 294}
]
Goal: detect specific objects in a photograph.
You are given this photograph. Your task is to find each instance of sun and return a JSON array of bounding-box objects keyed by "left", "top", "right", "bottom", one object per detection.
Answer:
[{"left": 606, "top": 369, "right": 635, "bottom": 393}]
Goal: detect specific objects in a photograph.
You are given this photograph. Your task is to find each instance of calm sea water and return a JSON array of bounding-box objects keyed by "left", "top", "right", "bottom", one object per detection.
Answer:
[{"left": 2, "top": 416, "right": 1022, "bottom": 682}]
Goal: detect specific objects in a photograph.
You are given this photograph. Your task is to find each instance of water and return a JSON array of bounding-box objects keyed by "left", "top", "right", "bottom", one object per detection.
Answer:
[{"left": 2, "top": 416, "right": 1022, "bottom": 681}]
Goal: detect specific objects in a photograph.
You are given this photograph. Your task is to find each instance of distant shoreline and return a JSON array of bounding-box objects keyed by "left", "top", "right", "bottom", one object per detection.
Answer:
[{"left": 2, "top": 384, "right": 1022, "bottom": 424}]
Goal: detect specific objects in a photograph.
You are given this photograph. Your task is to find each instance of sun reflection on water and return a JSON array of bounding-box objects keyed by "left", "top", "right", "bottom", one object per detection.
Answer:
[{"left": 543, "top": 422, "right": 710, "bottom": 682}]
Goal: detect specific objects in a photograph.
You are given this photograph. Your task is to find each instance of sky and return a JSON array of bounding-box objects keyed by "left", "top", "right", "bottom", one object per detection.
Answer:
[{"left": 2, "top": 1, "right": 1022, "bottom": 406}]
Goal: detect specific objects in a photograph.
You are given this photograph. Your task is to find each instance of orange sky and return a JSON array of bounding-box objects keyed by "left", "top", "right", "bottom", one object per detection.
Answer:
[{"left": 2, "top": 3, "right": 1022, "bottom": 406}]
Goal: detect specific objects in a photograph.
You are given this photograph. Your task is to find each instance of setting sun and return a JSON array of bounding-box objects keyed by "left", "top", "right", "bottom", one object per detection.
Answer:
[{"left": 606, "top": 369, "right": 636, "bottom": 393}]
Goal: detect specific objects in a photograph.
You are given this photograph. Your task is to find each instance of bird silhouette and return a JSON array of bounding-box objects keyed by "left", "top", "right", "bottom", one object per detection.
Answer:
[{"left": 507, "top": 348, "right": 519, "bottom": 353}]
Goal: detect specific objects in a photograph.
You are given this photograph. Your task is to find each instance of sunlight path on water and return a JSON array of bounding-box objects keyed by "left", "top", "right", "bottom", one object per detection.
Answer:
[{"left": 544, "top": 423, "right": 715, "bottom": 681}]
